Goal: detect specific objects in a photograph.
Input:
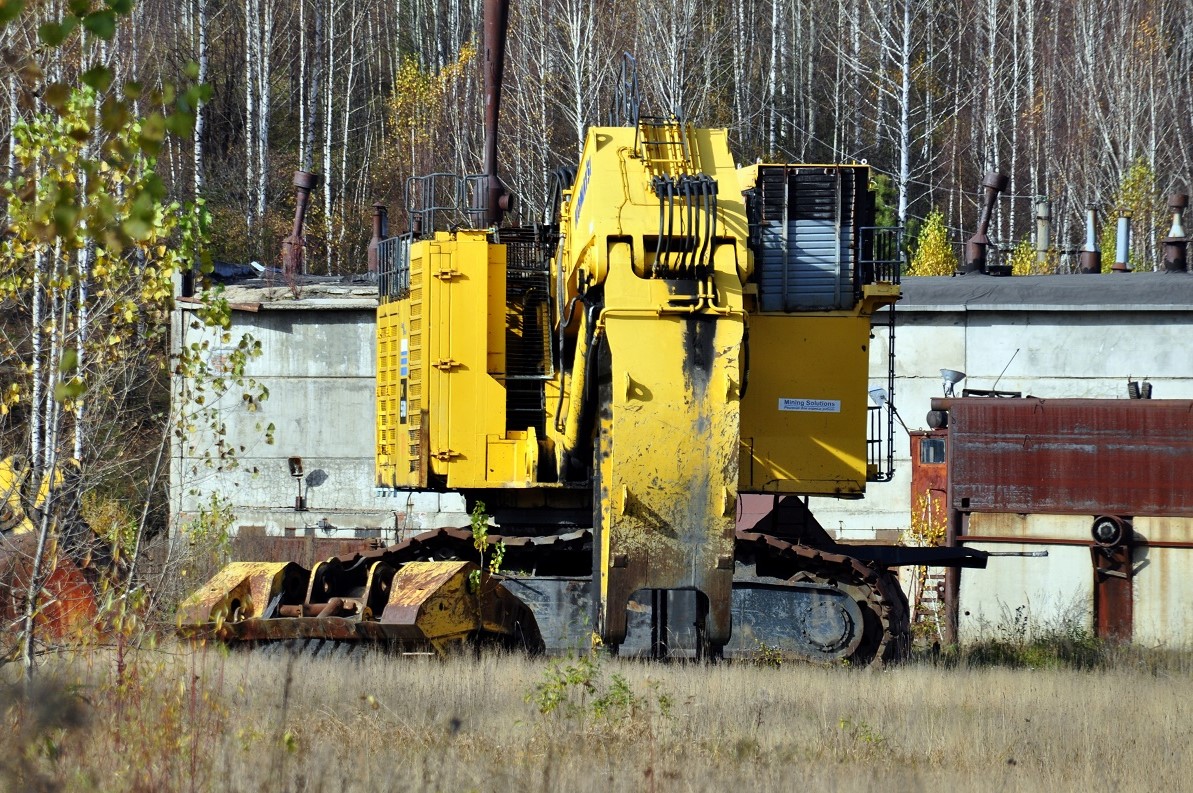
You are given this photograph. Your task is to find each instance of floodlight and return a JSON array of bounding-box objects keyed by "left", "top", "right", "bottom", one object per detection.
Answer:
[{"left": 940, "top": 368, "right": 966, "bottom": 397}]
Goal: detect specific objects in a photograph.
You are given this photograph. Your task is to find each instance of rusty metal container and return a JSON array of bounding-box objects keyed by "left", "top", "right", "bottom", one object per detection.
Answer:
[{"left": 946, "top": 398, "right": 1193, "bottom": 517}]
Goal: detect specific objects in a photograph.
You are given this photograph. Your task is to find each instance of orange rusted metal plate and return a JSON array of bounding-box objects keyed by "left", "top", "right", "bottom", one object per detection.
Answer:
[
  {"left": 0, "top": 533, "right": 101, "bottom": 645},
  {"left": 948, "top": 398, "right": 1193, "bottom": 516}
]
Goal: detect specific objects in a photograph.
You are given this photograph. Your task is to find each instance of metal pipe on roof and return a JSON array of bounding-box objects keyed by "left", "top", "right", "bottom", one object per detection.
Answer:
[
  {"left": 1163, "top": 193, "right": 1188, "bottom": 273},
  {"left": 1078, "top": 206, "right": 1101, "bottom": 273},
  {"left": 477, "top": 0, "right": 514, "bottom": 227},
  {"left": 1035, "top": 198, "right": 1051, "bottom": 266},
  {"left": 964, "top": 171, "right": 1009, "bottom": 274},
  {"left": 367, "top": 203, "right": 388, "bottom": 273},
  {"left": 1112, "top": 211, "right": 1132, "bottom": 272},
  {"left": 282, "top": 170, "right": 322, "bottom": 275}
]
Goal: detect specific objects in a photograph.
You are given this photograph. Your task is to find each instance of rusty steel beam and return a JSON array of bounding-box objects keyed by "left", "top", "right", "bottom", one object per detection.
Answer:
[{"left": 958, "top": 533, "right": 1193, "bottom": 550}]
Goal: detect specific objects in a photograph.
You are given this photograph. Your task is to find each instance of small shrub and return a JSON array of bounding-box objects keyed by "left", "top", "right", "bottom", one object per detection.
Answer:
[
  {"left": 527, "top": 654, "right": 672, "bottom": 735},
  {"left": 908, "top": 209, "right": 958, "bottom": 276}
]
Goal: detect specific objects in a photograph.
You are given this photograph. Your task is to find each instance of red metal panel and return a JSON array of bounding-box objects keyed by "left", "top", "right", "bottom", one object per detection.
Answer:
[
  {"left": 948, "top": 399, "right": 1193, "bottom": 517},
  {"left": 910, "top": 431, "right": 948, "bottom": 531}
]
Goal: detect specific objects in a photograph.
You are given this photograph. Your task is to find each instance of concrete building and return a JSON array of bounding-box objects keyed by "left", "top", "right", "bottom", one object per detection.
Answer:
[
  {"left": 831, "top": 272, "right": 1193, "bottom": 542},
  {"left": 175, "top": 272, "right": 1193, "bottom": 539},
  {"left": 170, "top": 278, "right": 468, "bottom": 551}
]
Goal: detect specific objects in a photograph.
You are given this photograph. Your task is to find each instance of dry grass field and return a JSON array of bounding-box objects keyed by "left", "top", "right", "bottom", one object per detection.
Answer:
[{"left": 2, "top": 642, "right": 1190, "bottom": 793}]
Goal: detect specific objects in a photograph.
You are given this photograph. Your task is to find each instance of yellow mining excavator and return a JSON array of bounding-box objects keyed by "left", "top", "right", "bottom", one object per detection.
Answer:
[{"left": 178, "top": 0, "right": 988, "bottom": 664}]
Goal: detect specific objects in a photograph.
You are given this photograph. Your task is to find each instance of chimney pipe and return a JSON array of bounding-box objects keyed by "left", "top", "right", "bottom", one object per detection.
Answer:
[
  {"left": 1034, "top": 197, "right": 1051, "bottom": 266},
  {"left": 367, "top": 203, "right": 388, "bottom": 273},
  {"left": 1079, "top": 206, "right": 1101, "bottom": 273},
  {"left": 964, "top": 171, "right": 1009, "bottom": 274},
  {"left": 1163, "top": 193, "right": 1188, "bottom": 273},
  {"left": 478, "top": 0, "right": 514, "bottom": 228},
  {"left": 1112, "top": 210, "right": 1132, "bottom": 272},
  {"left": 282, "top": 170, "right": 322, "bottom": 276}
]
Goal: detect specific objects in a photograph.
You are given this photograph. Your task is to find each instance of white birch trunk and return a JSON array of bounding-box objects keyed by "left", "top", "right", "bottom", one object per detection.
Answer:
[
  {"left": 244, "top": 0, "right": 258, "bottom": 234},
  {"left": 194, "top": 0, "right": 209, "bottom": 197},
  {"left": 257, "top": 0, "right": 273, "bottom": 225},
  {"left": 765, "top": 0, "right": 778, "bottom": 154},
  {"left": 30, "top": 249, "right": 43, "bottom": 475},
  {"left": 897, "top": 0, "right": 911, "bottom": 226},
  {"left": 323, "top": 0, "right": 335, "bottom": 273}
]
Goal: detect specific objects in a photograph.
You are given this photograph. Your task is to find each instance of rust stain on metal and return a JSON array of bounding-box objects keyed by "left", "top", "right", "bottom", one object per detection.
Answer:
[
  {"left": 948, "top": 399, "right": 1193, "bottom": 517},
  {"left": 0, "top": 535, "right": 100, "bottom": 643},
  {"left": 177, "top": 561, "right": 302, "bottom": 629},
  {"left": 1092, "top": 544, "right": 1134, "bottom": 642}
]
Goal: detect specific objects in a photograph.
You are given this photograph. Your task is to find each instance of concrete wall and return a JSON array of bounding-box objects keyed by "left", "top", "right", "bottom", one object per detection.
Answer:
[{"left": 170, "top": 294, "right": 467, "bottom": 541}]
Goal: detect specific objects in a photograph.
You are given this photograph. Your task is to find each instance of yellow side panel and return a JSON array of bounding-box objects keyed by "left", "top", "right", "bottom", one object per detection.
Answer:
[
  {"left": 739, "top": 313, "right": 871, "bottom": 497},
  {"left": 376, "top": 246, "right": 422, "bottom": 489},
  {"left": 375, "top": 300, "right": 408, "bottom": 487},
  {"left": 425, "top": 232, "right": 508, "bottom": 488}
]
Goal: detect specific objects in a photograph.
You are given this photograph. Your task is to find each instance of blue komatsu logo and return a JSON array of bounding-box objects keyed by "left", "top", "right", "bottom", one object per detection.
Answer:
[{"left": 573, "top": 159, "right": 592, "bottom": 226}]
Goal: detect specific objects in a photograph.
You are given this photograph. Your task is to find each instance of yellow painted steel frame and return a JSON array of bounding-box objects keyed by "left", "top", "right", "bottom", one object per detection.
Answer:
[
  {"left": 176, "top": 561, "right": 304, "bottom": 630},
  {"left": 738, "top": 283, "right": 899, "bottom": 497},
  {"left": 376, "top": 231, "right": 538, "bottom": 490},
  {"left": 370, "top": 121, "right": 899, "bottom": 651},
  {"left": 554, "top": 124, "right": 748, "bottom": 646}
]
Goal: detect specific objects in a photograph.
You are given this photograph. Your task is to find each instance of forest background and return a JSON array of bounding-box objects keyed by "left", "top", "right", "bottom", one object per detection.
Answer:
[{"left": 6, "top": 0, "right": 1191, "bottom": 276}]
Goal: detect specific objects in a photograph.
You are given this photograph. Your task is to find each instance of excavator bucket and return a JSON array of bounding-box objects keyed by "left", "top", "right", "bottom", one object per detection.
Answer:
[{"left": 178, "top": 559, "right": 544, "bottom": 656}]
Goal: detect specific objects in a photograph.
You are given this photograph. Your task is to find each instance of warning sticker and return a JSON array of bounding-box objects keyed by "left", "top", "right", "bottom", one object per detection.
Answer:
[{"left": 778, "top": 398, "right": 841, "bottom": 413}]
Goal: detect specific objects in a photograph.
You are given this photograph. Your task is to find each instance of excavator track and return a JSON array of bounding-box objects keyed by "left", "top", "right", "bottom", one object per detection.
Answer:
[
  {"left": 185, "top": 526, "right": 909, "bottom": 667},
  {"left": 734, "top": 531, "right": 910, "bottom": 666}
]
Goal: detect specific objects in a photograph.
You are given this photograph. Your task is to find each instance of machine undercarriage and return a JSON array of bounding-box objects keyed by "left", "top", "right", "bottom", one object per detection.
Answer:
[{"left": 180, "top": 523, "right": 919, "bottom": 666}]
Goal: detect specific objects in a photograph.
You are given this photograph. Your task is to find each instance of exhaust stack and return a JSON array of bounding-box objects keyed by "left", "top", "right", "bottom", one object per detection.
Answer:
[
  {"left": 367, "top": 203, "right": 388, "bottom": 273},
  {"left": 1034, "top": 198, "right": 1051, "bottom": 267},
  {"left": 1163, "top": 193, "right": 1188, "bottom": 273},
  {"left": 282, "top": 170, "right": 322, "bottom": 276},
  {"left": 1079, "top": 206, "right": 1101, "bottom": 273},
  {"left": 964, "top": 171, "right": 1009, "bottom": 274},
  {"left": 478, "top": 0, "right": 514, "bottom": 227},
  {"left": 1112, "top": 211, "right": 1132, "bottom": 272}
]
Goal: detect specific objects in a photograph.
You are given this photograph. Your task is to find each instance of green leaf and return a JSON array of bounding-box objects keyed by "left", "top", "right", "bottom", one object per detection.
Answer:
[
  {"left": 67, "top": 0, "right": 90, "bottom": 14},
  {"left": 53, "top": 377, "right": 86, "bottom": 402},
  {"left": 42, "top": 82, "right": 70, "bottom": 112},
  {"left": 37, "top": 21, "right": 68, "bottom": 47},
  {"left": 99, "top": 96, "right": 130, "bottom": 133},
  {"left": 0, "top": 1, "right": 27, "bottom": 26},
  {"left": 165, "top": 110, "right": 194, "bottom": 137},
  {"left": 106, "top": 0, "right": 134, "bottom": 13},
  {"left": 81, "top": 64, "right": 113, "bottom": 93},
  {"left": 81, "top": 10, "right": 116, "bottom": 40},
  {"left": 59, "top": 347, "right": 78, "bottom": 373},
  {"left": 139, "top": 112, "right": 165, "bottom": 155},
  {"left": 53, "top": 198, "right": 80, "bottom": 240}
]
